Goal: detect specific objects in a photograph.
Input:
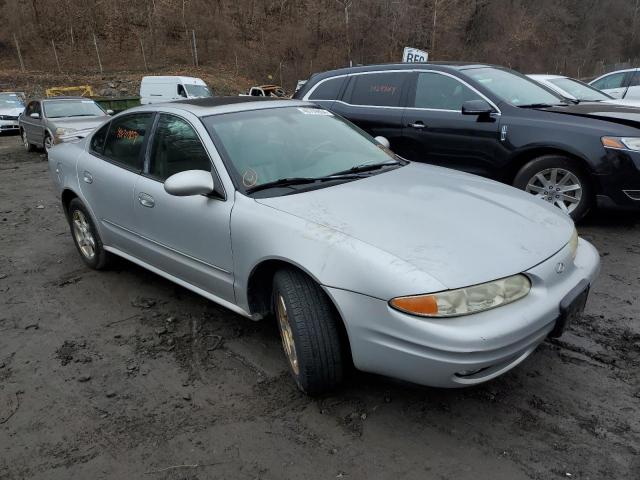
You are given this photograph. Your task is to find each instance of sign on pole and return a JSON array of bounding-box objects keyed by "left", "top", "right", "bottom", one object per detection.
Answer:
[{"left": 402, "top": 47, "right": 428, "bottom": 63}]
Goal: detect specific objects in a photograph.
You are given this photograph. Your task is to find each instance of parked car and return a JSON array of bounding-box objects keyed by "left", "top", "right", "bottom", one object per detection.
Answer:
[
  {"left": 19, "top": 97, "right": 110, "bottom": 152},
  {"left": 589, "top": 68, "right": 640, "bottom": 100},
  {"left": 0, "top": 92, "right": 26, "bottom": 133},
  {"left": 139, "top": 76, "right": 212, "bottom": 105},
  {"left": 47, "top": 97, "right": 599, "bottom": 394},
  {"left": 294, "top": 63, "right": 640, "bottom": 220},
  {"left": 528, "top": 74, "right": 640, "bottom": 107}
]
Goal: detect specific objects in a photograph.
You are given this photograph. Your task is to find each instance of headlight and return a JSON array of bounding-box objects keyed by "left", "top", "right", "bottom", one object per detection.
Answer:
[
  {"left": 389, "top": 274, "right": 531, "bottom": 318},
  {"left": 568, "top": 227, "right": 579, "bottom": 260},
  {"left": 55, "top": 127, "right": 77, "bottom": 137},
  {"left": 602, "top": 136, "right": 640, "bottom": 151}
]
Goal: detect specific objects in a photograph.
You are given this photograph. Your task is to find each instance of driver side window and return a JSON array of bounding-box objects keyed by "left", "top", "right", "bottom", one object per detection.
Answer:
[
  {"left": 413, "top": 72, "right": 483, "bottom": 110},
  {"left": 147, "top": 114, "right": 211, "bottom": 182}
]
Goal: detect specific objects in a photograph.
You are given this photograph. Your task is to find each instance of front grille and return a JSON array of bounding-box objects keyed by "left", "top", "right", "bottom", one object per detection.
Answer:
[{"left": 623, "top": 190, "right": 640, "bottom": 201}]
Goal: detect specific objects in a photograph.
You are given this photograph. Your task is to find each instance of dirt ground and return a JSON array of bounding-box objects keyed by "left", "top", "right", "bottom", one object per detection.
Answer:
[{"left": 0, "top": 132, "right": 638, "bottom": 480}]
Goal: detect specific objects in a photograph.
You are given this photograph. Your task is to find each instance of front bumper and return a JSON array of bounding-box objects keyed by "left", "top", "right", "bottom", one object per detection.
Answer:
[
  {"left": 0, "top": 119, "right": 19, "bottom": 131},
  {"left": 595, "top": 149, "right": 640, "bottom": 209},
  {"left": 325, "top": 238, "right": 600, "bottom": 388}
]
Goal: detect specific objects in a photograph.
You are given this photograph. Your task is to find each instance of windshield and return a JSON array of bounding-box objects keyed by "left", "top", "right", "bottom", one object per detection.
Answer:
[
  {"left": 184, "top": 84, "right": 212, "bottom": 98},
  {"left": 548, "top": 77, "right": 612, "bottom": 101},
  {"left": 464, "top": 67, "right": 564, "bottom": 106},
  {"left": 0, "top": 93, "right": 24, "bottom": 108},
  {"left": 43, "top": 100, "right": 106, "bottom": 118},
  {"left": 204, "top": 106, "right": 397, "bottom": 193}
]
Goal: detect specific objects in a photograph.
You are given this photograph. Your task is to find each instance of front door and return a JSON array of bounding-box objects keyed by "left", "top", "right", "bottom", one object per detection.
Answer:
[
  {"left": 78, "top": 112, "right": 154, "bottom": 253},
  {"left": 22, "top": 101, "right": 44, "bottom": 145},
  {"left": 401, "top": 71, "right": 501, "bottom": 177},
  {"left": 132, "top": 113, "right": 235, "bottom": 303}
]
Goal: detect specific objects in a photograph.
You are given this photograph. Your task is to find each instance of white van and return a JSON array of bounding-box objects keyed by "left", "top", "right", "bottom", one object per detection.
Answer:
[{"left": 139, "top": 76, "right": 213, "bottom": 105}]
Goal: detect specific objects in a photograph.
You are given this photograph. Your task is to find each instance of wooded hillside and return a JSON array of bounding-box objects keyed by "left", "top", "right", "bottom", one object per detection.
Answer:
[{"left": 1, "top": 0, "right": 639, "bottom": 89}]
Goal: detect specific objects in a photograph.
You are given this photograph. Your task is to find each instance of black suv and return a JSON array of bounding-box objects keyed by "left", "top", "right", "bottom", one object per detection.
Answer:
[{"left": 294, "top": 63, "right": 640, "bottom": 220}]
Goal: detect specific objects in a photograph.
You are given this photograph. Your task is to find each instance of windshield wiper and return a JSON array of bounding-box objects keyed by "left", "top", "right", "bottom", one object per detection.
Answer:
[
  {"left": 245, "top": 174, "right": 363, "bottom": 194},
  {"left": 330, "top": 160, "right": 403, "bottom": 176}
]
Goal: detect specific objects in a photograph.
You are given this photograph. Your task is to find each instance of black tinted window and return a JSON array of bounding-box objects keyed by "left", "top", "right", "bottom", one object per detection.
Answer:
[
  {"left": 414, "top": 72, "right": 482, "bottom": 110},
  {"left": 309, "top": 77, "right": 345, "bottom": 100},
  {"left": 90, "top": 122, "right": 110, "bottom": 155},
  {"left": 347, "top": 72, "right": 407, "bottom": 107},
  {"left": 103, "top": 113, "right": 153, "bottom": 170},
  {"left": 148, "top": 114, "right": 211, "bottom": 181}
]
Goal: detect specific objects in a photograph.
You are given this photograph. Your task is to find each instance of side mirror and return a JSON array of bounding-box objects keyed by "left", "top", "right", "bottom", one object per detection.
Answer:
[
  {"left": 106, "top": 109, "right": 114, "bottom": 115},
  {"left": 30, "top": 112, "right": 40, "bottom": 119},
  {"left": 374, "top": 136, "right": 391, "bottom": 149},
  {"left": 164, "top": 170, "right": 215, "bottom": 196},
  {"left": 461, "top": 99, "right": 494, "bottom": 116}
]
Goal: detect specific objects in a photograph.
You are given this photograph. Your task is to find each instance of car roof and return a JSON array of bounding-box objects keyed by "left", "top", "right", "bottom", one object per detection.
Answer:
[
  {"left": 42, "top": 96, "right": 93, "bottom": 101},
  {"left": 137, "top": 97, "right": 311, "bottom": 117},
  {"left": 305, "top": 62, "right": 494, "bottom": 80},
  {"left": 528, "top": 74, "right": 565, "bottom": 80}
]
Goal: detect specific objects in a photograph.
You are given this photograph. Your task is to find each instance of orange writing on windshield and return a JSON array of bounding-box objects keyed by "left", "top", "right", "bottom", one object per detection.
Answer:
[{"left": 116, "top": 127, "right": 139, "bottom": 141}]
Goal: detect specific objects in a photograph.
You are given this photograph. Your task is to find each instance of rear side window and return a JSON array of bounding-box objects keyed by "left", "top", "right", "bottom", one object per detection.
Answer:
[
  {"left": 309, "top": 77, "right": 345, "bottom": 101},
  {"left": 148, "top": 114, "right": 211, "bottom": 181},
  {"left": 102, "top": 113, "right": 153, "bottom": 171},
  {"left": 628, "top": 71, "right": 640, "bottom": 87},
  {"left": 346, "top": 72, "right": 407, "bottom": 107},
  {"left": 592, "top": 72, "right": 626, "bottom": 90},
  {"left": 90, "top": 122, "right": 110, "bottom": 155},
  {"left": 413, "top": 72, "right": 483, "bottom": 110}
]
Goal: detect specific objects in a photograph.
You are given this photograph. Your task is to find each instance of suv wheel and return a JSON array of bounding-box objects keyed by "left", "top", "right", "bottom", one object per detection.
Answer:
[
  {"left": 272, "top": 268, "right": 345, "bottom": 395},
  {"left": 513, "top": 155, "right": 593, "bottom": 221},
  {"left": 68, "top": 198, "right": 111, "bottom": 269}
]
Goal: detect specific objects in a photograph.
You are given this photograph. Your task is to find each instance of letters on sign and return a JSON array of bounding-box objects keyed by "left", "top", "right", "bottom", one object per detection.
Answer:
[{"left": 402, "top": 47, "right": 429, "bottom": 63}]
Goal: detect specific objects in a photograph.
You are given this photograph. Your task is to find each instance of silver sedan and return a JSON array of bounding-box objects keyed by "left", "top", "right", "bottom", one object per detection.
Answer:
[
  {"left": 47, "top": 98, "right": 600, "bottom": 394},
  {"left": 19, "top": 97, "right": 110, "bottom": 153}
]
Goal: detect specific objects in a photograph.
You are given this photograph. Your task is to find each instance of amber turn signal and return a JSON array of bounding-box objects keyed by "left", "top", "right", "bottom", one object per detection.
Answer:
[{"left": 390, "top": 295, "right": 438, "bottom": 316}]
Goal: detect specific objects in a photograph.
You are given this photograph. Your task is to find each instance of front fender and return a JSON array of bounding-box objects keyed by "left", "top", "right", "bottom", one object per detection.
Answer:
[{"left": 230, "top": 194, "right": 446, "bottom": 313}]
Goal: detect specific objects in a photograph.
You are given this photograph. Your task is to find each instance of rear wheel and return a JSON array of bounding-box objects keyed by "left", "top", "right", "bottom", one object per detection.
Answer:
[
  {"left": 68, "top": 198, "right": 111, "bottom": 270},
  {"left": 272, "top": 268, "right": 345, "bottom": 395},
  {"left": 513, "top": 155, "right": 593, "bottom": 221},
  {"left": 21, "top": 130, "right": 35, "bottom": 152}
]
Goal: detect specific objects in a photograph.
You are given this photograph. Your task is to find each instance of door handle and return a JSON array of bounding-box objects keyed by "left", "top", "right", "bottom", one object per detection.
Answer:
[
  {"left": 408, "top": 121, "right": 426, "bottom": 129},
  {"left": 138, "top": 193, "right": 155, "bottom": 208},
  {"left": 82, "top": 171, "right": 93, "bottom": 184}
]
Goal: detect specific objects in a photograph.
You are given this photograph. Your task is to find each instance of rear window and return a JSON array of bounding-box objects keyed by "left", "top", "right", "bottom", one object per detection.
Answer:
[
  {"left": 345, "top": 72, "right": 408, "bottom": 107},
  {"left": 102, "top": 113, "right": 153, "bottom": 171},
  {"left": 309, "top": 77, "right": 345, "bottom": 101}
]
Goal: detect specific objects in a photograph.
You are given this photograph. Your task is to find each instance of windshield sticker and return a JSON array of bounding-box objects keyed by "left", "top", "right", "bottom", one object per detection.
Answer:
[
  {"left": 297, "top": 107, "right": 333, "bottom": 116},
  {"left": 242, "top": 168, "right": 258, "bottom": 187}
]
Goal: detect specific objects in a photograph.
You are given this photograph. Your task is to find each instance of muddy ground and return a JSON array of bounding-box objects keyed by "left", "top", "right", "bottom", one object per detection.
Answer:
[{"left": 0, "top": 132, "right": 638, "bottom": 480}]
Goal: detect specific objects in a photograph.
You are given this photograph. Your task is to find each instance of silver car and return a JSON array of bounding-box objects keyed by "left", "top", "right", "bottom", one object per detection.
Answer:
[
  {"left": 47, "top": 98, "right": 600, "bottom": 394},
  {"left": 19, "top": 97, "right": 110, "bottom": 152},
  {"left": 0, "top": 92, "right": 25, "bottom": 133}
]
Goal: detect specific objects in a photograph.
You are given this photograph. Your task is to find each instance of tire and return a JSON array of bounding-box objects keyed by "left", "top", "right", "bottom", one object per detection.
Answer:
[
  {"left": 67, "top": 198, "right": 111, "bottom": 270},
  {"left": 21, "top": 130, "right": 35, "bottom": 152},
  {"left": 513, "top": 155, "right": 593, "bottom": 221},
  {"left": 272, "top": 268, "right": 345, "bottom": 395},
  {"left": 43, "top": 133, "right": 54, "bottom": 154}
]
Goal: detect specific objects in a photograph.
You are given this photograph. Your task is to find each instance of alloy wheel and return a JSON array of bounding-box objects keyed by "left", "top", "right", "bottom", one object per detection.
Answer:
[
  {"left": 22, "top": 131, "right": 29, "bottom": 150},
  {"left": 72, "top": 210, "right": 96, "bottom": 260},
  {"left": 525, "top": 168, "right": 582, "bottom": 214},
  {"left": 276, "top": 294, "right": 300, "bottom": 376}
]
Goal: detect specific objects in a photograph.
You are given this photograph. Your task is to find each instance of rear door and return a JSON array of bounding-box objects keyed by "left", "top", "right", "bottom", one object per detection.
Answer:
[
  {"left": 400, "top": 71, "right": 501, "bottom": 176},
  {"left": 330, "top": 71, "right": 411, "bottom": 150},
  {"left": 78, "top": 112, "right": 154, "bottom": 253},
  {"left": 131, "top": 112, "right": 235, "bottom": 302}
]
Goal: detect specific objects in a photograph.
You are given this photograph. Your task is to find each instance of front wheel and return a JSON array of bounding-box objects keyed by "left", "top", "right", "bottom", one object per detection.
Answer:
[
  {"left": 21, "top": 130, "right": 35, "bottom": 152},
  {"left": 272, "top": 269, "right": 345, "bottom": 395},
  {"left": 44, "top": 133, "right": 54, "bottom": 153},
  {"left": 513, "top": 155, "right": 593, "bottom": 221}
]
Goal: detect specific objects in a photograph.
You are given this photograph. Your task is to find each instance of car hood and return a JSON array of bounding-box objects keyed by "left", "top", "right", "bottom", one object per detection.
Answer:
[
  {"left": 541, "top": 102, "right": 640, "bottom": 128},
  {"left": 51, "top": 116, "right": 107, "bottom": 131},
  {"left": 256, "top": 163, "right": 574, "bottom": 289},
  {"left": 0, "top": 106, "right": 24, "bottom": 117}
]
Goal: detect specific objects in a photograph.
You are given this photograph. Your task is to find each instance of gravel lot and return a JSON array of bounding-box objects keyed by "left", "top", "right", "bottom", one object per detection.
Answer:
[{"left": 0, "top": 132, "right": 638, "bottom": 480}]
